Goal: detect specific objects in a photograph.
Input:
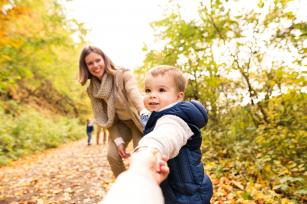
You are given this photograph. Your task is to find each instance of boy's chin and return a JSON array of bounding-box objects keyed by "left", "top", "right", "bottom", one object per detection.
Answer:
[{"left": 147, "top": 107, "right": 159, "bottom": 112}]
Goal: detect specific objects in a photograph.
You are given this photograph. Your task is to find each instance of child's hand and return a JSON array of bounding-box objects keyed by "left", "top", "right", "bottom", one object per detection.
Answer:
[{"left": 154, "top": 154, "right": 169, "bottom": 184}]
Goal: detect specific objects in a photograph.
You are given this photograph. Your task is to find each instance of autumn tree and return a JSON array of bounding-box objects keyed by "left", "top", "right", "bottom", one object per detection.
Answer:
[
  {"left": 138, "top": 0, "right": 306, "bottom": 201},
  {"left": 0, "top": 0, "right": 87, "bottom": 116}
]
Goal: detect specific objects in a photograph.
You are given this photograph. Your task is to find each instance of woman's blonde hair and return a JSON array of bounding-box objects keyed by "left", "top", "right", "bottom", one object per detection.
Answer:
[
  {"left": 146, "top": 65, "right": 187, "bottom": 92},
  {"left": 79, "top": 45, "right": 117, "bottom": 85}
]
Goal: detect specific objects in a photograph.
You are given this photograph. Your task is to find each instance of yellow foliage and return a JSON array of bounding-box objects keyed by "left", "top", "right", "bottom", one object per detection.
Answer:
[{"left": 281, "top": 198, "right": 295, "bottom": 204}]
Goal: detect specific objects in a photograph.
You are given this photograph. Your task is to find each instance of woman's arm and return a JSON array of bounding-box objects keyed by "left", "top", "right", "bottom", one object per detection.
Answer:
[
  {"left": 122, "top": 71, "right": 144, "bottom": 113},
  {"left": 137, "top": 115, "right": 193, "bottom": 159}
]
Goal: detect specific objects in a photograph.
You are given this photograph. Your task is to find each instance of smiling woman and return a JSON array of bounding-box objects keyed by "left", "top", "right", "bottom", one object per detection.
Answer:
[
  {"left": 85, "top": 53, "right": 105, "bottom": 78},
  {"left": 79, "top": 46, "right": 116, "bottom": 85},
  {"left": 78, "top": 45, "right": 146, "bottom": 177}
]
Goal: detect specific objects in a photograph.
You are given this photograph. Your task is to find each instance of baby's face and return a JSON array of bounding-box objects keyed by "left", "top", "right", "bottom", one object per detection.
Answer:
[{"left": 144, "top": 74, "right": 183, "bottom": 112}]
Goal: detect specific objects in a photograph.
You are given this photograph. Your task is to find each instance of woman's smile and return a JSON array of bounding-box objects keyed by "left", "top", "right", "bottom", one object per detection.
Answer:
[{"left": 85, "top": 52, "right": 105, "bottom": 79}]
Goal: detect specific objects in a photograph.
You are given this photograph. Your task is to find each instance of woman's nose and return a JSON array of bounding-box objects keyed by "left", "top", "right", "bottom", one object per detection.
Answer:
[{"left": 93, "top": 62, "right": 99, "bottom": 67}]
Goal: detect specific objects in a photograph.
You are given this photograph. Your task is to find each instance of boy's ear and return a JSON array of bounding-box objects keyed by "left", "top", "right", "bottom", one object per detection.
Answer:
[{"left": 177, "top": 92, "right": 184, "bottom": 100}]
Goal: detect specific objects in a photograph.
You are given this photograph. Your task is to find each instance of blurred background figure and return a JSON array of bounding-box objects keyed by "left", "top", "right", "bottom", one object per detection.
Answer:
[
  {"left": 96, "top": 126, "right": 109, "bottom": 145},
  {"left": 86, "top": 119, "right": 95, "bottom": 145}
]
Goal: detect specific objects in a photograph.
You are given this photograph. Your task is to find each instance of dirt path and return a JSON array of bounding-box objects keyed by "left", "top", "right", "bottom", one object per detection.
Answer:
[{"left": 0, "top": 138, "right": 114, "bottom": 204}]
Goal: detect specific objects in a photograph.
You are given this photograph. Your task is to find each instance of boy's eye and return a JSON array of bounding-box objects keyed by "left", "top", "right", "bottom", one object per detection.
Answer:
[
  {"left": 159, "top": 88, "right": 166, "bottom": 92},
  {"left": 145, "top": 89, "right": 151, "bottom": 93}
]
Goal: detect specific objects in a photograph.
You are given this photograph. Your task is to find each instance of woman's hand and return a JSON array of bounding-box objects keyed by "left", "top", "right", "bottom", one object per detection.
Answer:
[{"left": 117, "top": 144, "right": 130, "bottom": 159}]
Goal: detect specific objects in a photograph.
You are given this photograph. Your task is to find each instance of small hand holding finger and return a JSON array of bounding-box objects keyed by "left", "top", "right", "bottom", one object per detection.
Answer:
[{"left": 155, "top": 154, "right": 169, "bottom": 184}]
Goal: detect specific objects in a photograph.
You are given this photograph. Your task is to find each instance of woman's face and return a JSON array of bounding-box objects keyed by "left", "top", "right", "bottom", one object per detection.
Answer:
[{"left": 85, "top": 52, "right": 105, "bottom": 80}]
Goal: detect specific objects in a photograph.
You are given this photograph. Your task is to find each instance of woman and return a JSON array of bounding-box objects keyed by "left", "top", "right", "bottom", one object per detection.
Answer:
[
  {"left": 79, "top": 45, "right": 144, "bottom": 177},
  {"left": 96, "top": 126, "right": 109, "bottom": 145}
]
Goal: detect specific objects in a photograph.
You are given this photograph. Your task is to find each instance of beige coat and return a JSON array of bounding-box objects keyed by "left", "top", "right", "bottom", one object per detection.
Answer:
[{"left": 87, "top": 69, "right": 144, "bottom": 140}]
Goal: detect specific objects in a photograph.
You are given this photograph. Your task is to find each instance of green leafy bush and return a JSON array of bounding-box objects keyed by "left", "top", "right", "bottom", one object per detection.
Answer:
[
  {"left": 0, "top": 102, "right": 84, "bottom": 166},
  {"left": 202, "top": 92, "right": 306, "bottom": 202}
]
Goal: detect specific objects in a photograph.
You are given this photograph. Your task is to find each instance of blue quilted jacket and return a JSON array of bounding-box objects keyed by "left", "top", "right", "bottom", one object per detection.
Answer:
[{"left": 144, "top": 100, "right": 213, "bottom": 204}]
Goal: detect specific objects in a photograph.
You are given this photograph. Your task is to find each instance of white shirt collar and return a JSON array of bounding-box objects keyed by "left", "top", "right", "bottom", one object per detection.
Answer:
[{"left": 157, "top": 101, "right": 180, "bottom": 112}]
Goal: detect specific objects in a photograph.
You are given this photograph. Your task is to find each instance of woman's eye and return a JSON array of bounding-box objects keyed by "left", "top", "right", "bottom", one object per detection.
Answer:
[{"left": 95, "top": 59, "right": 101, "bottom": 63}]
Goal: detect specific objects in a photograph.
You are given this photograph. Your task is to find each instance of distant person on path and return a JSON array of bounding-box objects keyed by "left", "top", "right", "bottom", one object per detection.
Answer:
[
  {"left": 136, "top": 65, "right": 213, "bottom": 204},
  {"left": 96, "top": 126, "right": 109, "bottom": 145},
  {"left": 101, "top": 147, "right": 170, "bottom": 204},
  {"left": 86, "top": 119, "right": 94, "bottom": 145},
  {"left": 79, "top": 45, "right": 146, "bottom": 177}
]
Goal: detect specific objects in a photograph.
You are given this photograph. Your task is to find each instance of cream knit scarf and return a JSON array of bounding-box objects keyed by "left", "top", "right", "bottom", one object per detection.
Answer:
[{"left": 88, "top": 73, "right": 115, "bottom": 128}]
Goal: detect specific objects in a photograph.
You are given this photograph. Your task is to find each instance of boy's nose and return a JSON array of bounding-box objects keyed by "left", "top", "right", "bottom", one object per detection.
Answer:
[{"left": 149, "top": 92, "right": 156, "bottom": 98}]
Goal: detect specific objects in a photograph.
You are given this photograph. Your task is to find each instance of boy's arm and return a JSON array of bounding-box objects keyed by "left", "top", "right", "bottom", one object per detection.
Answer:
[{"left": 137, "top": 115, "right": 193, "bottom": 159}]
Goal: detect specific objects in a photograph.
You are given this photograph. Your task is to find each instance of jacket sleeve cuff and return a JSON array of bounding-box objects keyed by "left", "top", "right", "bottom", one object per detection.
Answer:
[{"left": 114, "top": 137, "right": 125, "bottom": 146}]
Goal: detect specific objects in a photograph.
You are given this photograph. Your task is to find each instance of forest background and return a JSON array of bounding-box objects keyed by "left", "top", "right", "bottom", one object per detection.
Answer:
[{"left": 0, "top": 0, "right": 306, "bottom": 203}]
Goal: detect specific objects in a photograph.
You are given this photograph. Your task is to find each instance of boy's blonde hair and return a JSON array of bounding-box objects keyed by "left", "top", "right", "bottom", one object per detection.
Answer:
[{"left": 146, "top": 65, "right": 187, "bottom": 92}]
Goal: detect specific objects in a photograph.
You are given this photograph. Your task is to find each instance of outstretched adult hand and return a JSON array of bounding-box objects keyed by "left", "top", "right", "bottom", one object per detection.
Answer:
[
  {"left": 101, "top": 147, "right": 168, "bottom": 204},
  {"left": 130, "top": 147, "right": 169, "bottom": 184}
]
